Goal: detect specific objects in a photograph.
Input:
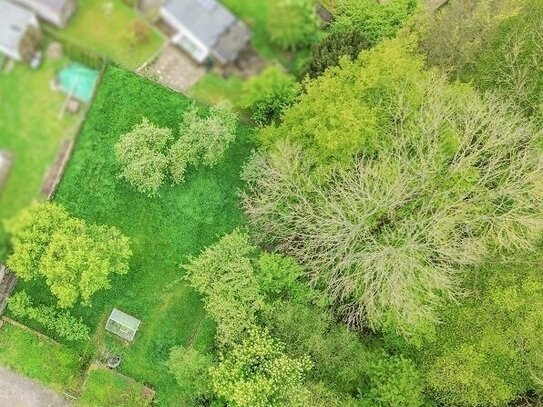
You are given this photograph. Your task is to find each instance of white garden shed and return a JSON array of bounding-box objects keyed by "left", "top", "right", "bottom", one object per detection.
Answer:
[{"left": 105, "top": 308, "right": 141, "bottom": 341}]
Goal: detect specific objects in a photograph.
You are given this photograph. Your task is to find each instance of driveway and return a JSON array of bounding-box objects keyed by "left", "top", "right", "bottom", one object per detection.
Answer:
[
  {"left": 0, "top": 366, "right": 70, "bottom": 407},
  {"left": 144, "top": 44, "right": 206, "bottom": 93}
]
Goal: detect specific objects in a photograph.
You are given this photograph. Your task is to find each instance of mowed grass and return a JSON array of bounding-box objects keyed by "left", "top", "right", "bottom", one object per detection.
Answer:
[
  {"left": 189, "top": 72, "right": 244, "bottom": 106},
  {"left": 0, "top": 322, "right": 83, "bottom": 392},
  {"left": 0, "top": 57, "right": 82, "bottom": 221},
  {"left": 56, "top": 0, "right": 164, "bottom": 69},
  {"left": 17, "top": 65, "right": 253, "bottom": 405},
  {"left": 78, "top": 366, "right": 152, "bottom": 407}
]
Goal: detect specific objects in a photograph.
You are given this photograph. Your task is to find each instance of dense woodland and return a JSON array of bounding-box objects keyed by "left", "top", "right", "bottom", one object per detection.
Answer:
[{"left": 3, "top": 0, "right": 543, "bottom": 405}]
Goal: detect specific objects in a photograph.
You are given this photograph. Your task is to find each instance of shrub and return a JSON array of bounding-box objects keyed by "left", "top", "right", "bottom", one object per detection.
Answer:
[
  {"left": 240, "top": 67, "right": 298, "bottom": 126},
  {"left": 8, "top": 291, "right": 90, "bottom": 341},
  {"left": 303, "top": 29, "right": 370, "bottom": 78}
]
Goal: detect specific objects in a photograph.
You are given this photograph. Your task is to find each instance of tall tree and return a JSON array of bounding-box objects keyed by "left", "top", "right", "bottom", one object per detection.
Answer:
[
  {"left": 6, "top": 202, "right": 132, "bottom": 308},
  {"left": 183, "top": 230, "right": 264, "bottom": 346},
  {"left": 243, "top": 41, "right": 543, "bottom": 337},
  {"left": 423, "top": 257, "right": 543, "bottom": 406},
  {"left": 211, "top": 328, "right": 311, "bottom": 407},
  {"left": 114, "top": 117, "right": 173, "bottom": 196}
]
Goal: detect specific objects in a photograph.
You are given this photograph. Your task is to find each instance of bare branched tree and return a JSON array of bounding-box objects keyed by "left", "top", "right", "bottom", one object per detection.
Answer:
[{"left": 241, "top": 74, "right": 543, "bottom": 337}]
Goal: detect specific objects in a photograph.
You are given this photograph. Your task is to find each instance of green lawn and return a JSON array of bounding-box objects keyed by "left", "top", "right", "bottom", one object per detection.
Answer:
[
  {"left": 78, "top": 365, "right": 152, "bottom": 407},
  {"left": 189, "top": 72, "right": 244, "bottom": 106},
  {"left": 0, "top": 321, "right": 83, "bottom": 393},
  {"left": 56, "top": 0, "right": 164, "bottom": 69},
  {"left": 0, "top": 58, "right": 82, "bottom": 221},
  {"left": 16, "top": 65, "right": 253, "bottom": 406}
]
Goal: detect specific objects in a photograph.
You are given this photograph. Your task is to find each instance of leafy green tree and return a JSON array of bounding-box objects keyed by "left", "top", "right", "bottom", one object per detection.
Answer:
[
  {"left": 244, "top": 41, "right": 543, "bottom": 338},
  {"left": 183, "top": 229, "right": 263, "bottom": 346},
  {"left": 359, "top": 351, "right": 426, "bottom": 407},
  {"left": 303, "top": 29, "right": 371, "bottom": 78},
  {"left": 169, "top": 103, "right": 238, "bottom": 183},
  {"left": 331, "top": 0, "right": 419, "bottom": 46},
  {"left": 423, "top": 258, "right": 543, "bottom": 406},
  {"left": 6, "top": 202, "right": 132, "bottom": 308},
  {"left": 211, "top": 328, "right": 312, "bottom": 407},
  {"left": 267, "top": 0, "right": 320, "bottom": 50},
  {"left": 256, "top": 253, "right": 310, "bottom": 301},
  {"left": 468, "top": 0, "right": 543, "bottom": 119},
  {"left": 167, "top": 345, "right": 214, "bottom": 402},
  {"left": 259, "top": 38, "right": 425, "bottom": 166},
  {"left": 114, "top": 117, "right": 173, "bottom": 196},
  {"left": 240, "top": 67, "right": 298, "bottom": 126},
  {"left": 417, "top": 0, "right": 521, "bottom": 75},
  {"left": 4, "top": 201, "right": 69, "bottom": 280},
  {"left": 262, "top": 299, "right": 369, "bottom": 395}
]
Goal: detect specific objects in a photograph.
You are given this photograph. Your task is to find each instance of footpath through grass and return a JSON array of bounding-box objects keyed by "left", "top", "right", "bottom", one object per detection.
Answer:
[
  {"left": 0, "top": 321, "right": 83, "bottom": 393},
  {"left": 16, "top": 65, "right": 253, "bottom": 405}
]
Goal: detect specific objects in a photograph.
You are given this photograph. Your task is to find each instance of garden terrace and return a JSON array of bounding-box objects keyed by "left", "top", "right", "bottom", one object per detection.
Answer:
[{"left": 13, "top": 64, "right": 253, "bottom": 406}]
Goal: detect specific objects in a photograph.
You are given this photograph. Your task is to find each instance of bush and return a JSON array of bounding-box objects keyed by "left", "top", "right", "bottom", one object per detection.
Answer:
[
  {"left": 240, "top": 67, "right": 298, "bottom": 126},
  {"left": 303, "top": 29, "right": 370, "bottom": 78},
  {"left": 8, "top": 291, "right": 90, "bottom": 341}
]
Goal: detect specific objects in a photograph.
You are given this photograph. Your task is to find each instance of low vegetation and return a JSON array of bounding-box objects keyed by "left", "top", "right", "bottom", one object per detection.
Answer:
[{"left": 0, "top": 322, "right": 82, "bottom": 392}]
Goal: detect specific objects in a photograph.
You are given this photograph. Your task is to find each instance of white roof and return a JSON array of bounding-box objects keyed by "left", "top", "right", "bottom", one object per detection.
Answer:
[{"left": 0, "top": 0, "right": 37, "bottom": 60}]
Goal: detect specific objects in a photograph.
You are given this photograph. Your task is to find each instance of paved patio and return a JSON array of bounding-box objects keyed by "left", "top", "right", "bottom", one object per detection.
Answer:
[
  {"left": 0, "top": 366, "right": 69, "bottom": 407},
  {"left": 144, "top": 44, "right": 206, "bottom": 93}
]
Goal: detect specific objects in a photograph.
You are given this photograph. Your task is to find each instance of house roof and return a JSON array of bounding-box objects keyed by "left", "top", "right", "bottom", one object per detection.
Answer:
[
  {"left": 163, "top": 0, "right": 237, "bottom": 48},
  {"left": 108, "top": 308, "right": 141, "bottom": 331},
  {"left": 18, "top": 0, "right": 70, "bottom": 13},
  {"left": 0, "top": 0, "right": 36, "bottom": 59},
  {"left": 211, "top": 19, "right": 251, "bottom": 63}
]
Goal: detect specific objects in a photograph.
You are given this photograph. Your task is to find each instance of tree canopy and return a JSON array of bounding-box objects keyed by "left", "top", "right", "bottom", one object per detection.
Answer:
[{"left": 5, "top": 202, "right": 132, "bottom": 308}]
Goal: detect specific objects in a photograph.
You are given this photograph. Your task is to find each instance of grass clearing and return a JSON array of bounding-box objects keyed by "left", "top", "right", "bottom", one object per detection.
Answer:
[
  {"left": 56, "top": 0, "right": 164, "bottom": 69},
  {"left": 0, "top": 57, "right": 82, "bottom": 221},
  {"left": 15, "top": 65, "right": 253, "bottom": 405},
  {"left": 78, "top": 365, "right": 152, "bottom": 407},
  {"left": 0, "top": 321, "right": 83, "bottom": 392},
  {"left": 189, "top": 72, "right": 244, "bottom": 106}
]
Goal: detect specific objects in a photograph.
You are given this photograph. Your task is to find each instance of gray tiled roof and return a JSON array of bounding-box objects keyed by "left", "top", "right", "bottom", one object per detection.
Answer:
[
  {"left": 18, "top": 0, "right": 69, "bottom": 13},
  {"left": 211, "top": 19, "right": 251, "bottom": 63},
  {"left": 0, "top": 0, "right": 36, "bottom": 58},
  {"left": 163, "top": 0, "right": 236, "bottom": 48}
]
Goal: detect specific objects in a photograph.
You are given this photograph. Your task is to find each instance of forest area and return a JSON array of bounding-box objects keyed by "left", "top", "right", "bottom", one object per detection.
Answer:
[{"left": 2, "top": 0, "right": 543, "bottom": 405}]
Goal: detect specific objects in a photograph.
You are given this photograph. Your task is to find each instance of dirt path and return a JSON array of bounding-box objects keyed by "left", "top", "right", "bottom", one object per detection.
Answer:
[{"left": 0, "top": 366, "right": 70, "bottom": 407}]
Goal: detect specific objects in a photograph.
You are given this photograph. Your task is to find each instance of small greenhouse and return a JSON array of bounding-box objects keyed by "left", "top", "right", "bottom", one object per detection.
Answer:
[{"left": 106, "top": 308, "right": 141, "bottom": 341}]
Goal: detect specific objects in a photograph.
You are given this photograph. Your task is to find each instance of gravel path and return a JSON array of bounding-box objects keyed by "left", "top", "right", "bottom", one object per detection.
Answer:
[{"left": 0, "top": 366, "right": 70, "bottom": 407}]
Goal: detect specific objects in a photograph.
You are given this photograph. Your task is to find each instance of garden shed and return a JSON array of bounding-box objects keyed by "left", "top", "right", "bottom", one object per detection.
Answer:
[{"left": 105, "top": 308, "right": 141, "bottom": 341}]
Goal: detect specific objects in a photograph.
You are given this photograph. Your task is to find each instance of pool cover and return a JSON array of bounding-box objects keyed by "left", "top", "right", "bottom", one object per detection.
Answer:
[{"left": 58, "top": 63, "right": 99, "bottom": 102}]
